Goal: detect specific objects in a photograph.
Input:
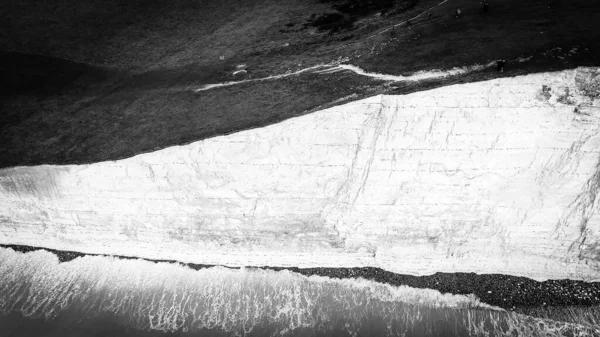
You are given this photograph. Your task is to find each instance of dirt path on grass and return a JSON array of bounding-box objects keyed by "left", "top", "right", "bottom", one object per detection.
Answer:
[
  {"left": 193, "top": 55, "right": 537, "bottom": 93},
  {"left": 2, "top": 0, "right": 598, "bottom": 168},
  {"left": 372, "top": 0, "right": 453, "bottom": 36},
  {"left": 193, "top": 0, "right": 456, "bottom": 92},
  {"left": 194, "top": 63, "right": 340, "bottom": 92}
]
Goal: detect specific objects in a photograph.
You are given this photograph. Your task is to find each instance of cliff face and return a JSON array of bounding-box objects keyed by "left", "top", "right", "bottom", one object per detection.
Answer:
[{"left": 1, "top": 68, "right": 599, "bottom": 281}]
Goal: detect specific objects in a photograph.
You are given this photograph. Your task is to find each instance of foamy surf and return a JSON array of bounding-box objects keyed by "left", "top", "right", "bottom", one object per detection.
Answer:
[{"left": 1, "top": 248, "right": 598, "bottom": 336}]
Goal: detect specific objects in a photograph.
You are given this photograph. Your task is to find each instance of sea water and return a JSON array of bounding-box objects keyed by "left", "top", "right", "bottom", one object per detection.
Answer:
[{"left": 0, "top": 248, "right": 598, "bottom": 337}]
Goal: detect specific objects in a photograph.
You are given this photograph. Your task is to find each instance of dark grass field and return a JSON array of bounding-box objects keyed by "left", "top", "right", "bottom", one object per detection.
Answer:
[
  {"left": 1, "top": 0, "right": 599, "bottom": 168},
  {"left": 1, "top": 70, "right": 386, "bottom": 166},
  {"left": 353, "top": 0, "right": 600, "bottom": 74}
]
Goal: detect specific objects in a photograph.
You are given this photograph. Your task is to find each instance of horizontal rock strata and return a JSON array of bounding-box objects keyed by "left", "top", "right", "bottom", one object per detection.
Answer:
[{"left": 1, "top": 68, "right": 599, "bottom": 281}]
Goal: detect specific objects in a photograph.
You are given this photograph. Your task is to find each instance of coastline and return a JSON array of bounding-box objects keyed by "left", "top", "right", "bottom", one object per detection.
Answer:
[
  {"left": 2, "top": 68, "right": 600, "bottom": 283},
  {"left": 3, "top": 243, "right": 599, "bottom": 318}
]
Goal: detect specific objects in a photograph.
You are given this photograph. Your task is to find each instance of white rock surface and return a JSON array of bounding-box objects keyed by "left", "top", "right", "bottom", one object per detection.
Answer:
[{"left": 1, "top": 68, "right": 600, "bottom": 281}]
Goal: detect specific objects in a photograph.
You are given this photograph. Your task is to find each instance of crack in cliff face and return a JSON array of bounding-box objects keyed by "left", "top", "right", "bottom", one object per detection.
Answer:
[
  {"left": 538, "top": 133, "right": 593, "bottom": 187},
  {"left": 555, "top": 152, "right": 600, "bottom": 267},
  {"left": 350, "top": 96, "right": 395, "bottom": 206},
  {"left": 322, "top": 96, "right": 397, "bottom": 236},
  {"left": 574, "top": 170, "right": 600, "bottom": 261}
]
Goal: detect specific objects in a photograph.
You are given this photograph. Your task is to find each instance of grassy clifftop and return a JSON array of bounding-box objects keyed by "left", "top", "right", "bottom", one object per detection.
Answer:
[{"left": 1, "top": 0, "right": 599, "bottom": 167}]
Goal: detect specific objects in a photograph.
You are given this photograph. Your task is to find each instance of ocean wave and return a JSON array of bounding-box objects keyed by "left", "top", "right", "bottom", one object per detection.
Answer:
[{"left": 0, "top": 248, "right": 597, "bottom": 336}]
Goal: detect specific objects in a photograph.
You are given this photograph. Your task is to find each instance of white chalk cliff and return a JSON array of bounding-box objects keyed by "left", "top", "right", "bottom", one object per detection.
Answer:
[{"left": 1, "top": 68, "right": 600, "bottom": 281}]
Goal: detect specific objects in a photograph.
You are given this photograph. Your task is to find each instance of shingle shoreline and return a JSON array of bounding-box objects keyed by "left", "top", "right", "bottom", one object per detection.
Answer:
[{"left": 3, "top": 243, "right": 599, "bottom": 313}]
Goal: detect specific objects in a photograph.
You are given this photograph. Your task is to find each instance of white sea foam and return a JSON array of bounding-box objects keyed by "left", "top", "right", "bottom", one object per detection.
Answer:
[{"left": 1, "top": 248, "right": 598, "bottom": 336}]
